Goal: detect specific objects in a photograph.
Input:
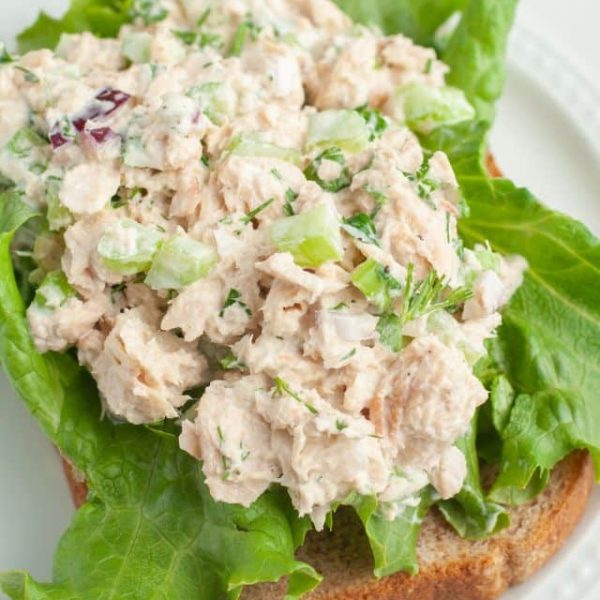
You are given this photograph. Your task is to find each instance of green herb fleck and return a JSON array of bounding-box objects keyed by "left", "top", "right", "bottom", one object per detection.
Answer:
[
  {"left": 424, "top": 58, "right": 433, "bottom": 75},
  {"left": 174, "top": 30, "right": 223, "bottom": 49},
  {"left": 340, "top": 348, "right": 357, "bottom": 362},
  {"left": 403, "top": 153, "right": 439, "bottom": 206},
  {"left": 283, "top": 188, "right": 298, "bottom": 216},
  {"left": 273, "top": 377, "right": 318, "bottom": 415},
  {"left": 336, "top": 419, "right": 349, "bottom": 432},
  {"left": 242, "top": 198, "right": 275, "bottom": 224},
  {"left": 15, "top": 66, "right": 39, "bottom": 83},
  {"left": 355, "top": 105, "right": 388, "bottom": 141},
  {"left": 199, "top": 32, "right": 223, "bottom": 48},
  {"left": 131, "top": 0, "right": 168, "bottom": 25},
  {"left": 220, "top": 288, "right": 252, "bottom": 317},
  {"left": 332, "top": 302, "right": 348, "bottom": 311},
  {"left": 342, "top": 212, "right": 380, "bottom": 246},
  {"left": 196, "top": 8, "right": 211, "bottom": 27},
  {"left": 229, "top": 19, "right": 261, "bottom": 57},
  {"left": 173, "top": 30, "right": 197, "bottom": 45},
  {"left": 220, "top": 354, "right": 248, "bottom": 371},
  {"left": 111, "top": 194, "right": 126, "bottom": 209},
  {"left": 399, "top": 263, "right": 473, "bottom": 326},
  {"left": 304, "top": 146, "right": 352, "bottom": 193}
]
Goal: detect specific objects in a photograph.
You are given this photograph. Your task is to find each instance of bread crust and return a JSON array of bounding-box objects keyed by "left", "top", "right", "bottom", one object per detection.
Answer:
[{"left": 59, "top": 155, "right": 595, "bottom": 600}]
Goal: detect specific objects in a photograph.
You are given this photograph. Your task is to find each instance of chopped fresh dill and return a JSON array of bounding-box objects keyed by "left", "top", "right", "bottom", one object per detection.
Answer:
[
  {"left": 242, "top": 197, "right": 275, "bottom": 224},
  {"left": 304, "top": 146, "right": 352, "bottom": 193},
  {"left": 336, "top": 419, "right": 349, "bottom": 431},
  {"left": 283, "top": 188, "right": 298, "bottom": 216},
  {"left": 15, "top": 66, "right": 39, "bottom": 83},
  {"left": 355, "top": 105, "right": 388, "bottom": 141},
  {"left": 400, "top": 263, "right": 473, "bottom": 325},
  {"left": 403, "top": 152, "right": 439, "bottom": 206},
  {"left": 332, "top": 302, "right": 348, "bottom": 311},
  {"left": 340, "top": 348, "right": 357, "bottom": 362},
  {"left": 273, "top": 377, "right": 318, "bottom": 415},
  {"left": 196, "top": 8, "right": 211, "bottom": 27},
  {"left": 228, "top": 19, "right": 261, "bottom": 56},
  {"left": 342, "top": 212, "right": 380, "bottom": 246},
  {"left": 220, "top": 354, "right": 248, "bottom": 371},
  {"left": 220, "top": 288, "right": 252, "bottom": 317}
]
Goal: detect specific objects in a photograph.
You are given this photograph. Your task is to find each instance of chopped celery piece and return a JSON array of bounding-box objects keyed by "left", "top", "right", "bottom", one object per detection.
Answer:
[
  {"left": 145, "top": 236, "right": 217, "bottom": 290},
  {"left": 304, "top": 146, "right": 351, "bottom": 193},
  {"left": 34, "top": 271, "right": 76, "bottom": 310},
  {"left": 45, "top": 176, "right": 72, "bottom": 231},
  {"left": 98, "top": 219, "right": 162, "bottom": 275},
  {"left": 227, "top": 134, "right": 301, "bottom": 166},
  {"left": 187, "top": 82, "right": 235, "bottom": 125},
  {"left": 351, "top": 259, "right": 401, "bottom": 310},
  {"left": 307, "top": 110, "right": 370, "bottom": 153},
  {"left": 271, "top": 204, "right": 343, "bottom": 268},
  {"left": 395, "top": 83, "right": 475, "bottom": 134},
  {"left": 122, "top": 32, "right": 153, "bottom": 63}
]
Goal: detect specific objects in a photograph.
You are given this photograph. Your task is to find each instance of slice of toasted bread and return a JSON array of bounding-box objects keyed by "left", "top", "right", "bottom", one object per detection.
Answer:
[{"left": 59, "top": 155, "right": 595, "bottom": 600}]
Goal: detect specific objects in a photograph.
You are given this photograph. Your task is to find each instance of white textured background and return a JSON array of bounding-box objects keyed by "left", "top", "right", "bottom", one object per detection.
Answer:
[{"left": 0, "top": 2, "right": 598, "bottom": 599}]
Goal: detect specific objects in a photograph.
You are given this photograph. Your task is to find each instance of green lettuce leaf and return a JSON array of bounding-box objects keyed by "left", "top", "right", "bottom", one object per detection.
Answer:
[
  {"left": 425, "top": 120, "right": 600, "bottom": 500},
  {"left": 437, "top": 418, "right": 509, "bottom": 538},
  {"left": 17, "top": 0, "right": 132, "bottom": 53},
  {"left": 443, "top": 0, "right": 518, "bottom": 120},
  {"left": 333, "top": 0, "right": 467, "bottom": 45},
  {"left": 351, "top": 489, "right": 434, "bottom": 577},
  {"left": 0, "top": 191, "right": 320, "bottom": 600}
]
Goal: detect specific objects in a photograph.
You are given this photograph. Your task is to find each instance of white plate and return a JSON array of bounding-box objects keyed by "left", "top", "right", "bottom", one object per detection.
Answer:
[{"left": 1, "top": 7, "right": 599, "bottom": 600}]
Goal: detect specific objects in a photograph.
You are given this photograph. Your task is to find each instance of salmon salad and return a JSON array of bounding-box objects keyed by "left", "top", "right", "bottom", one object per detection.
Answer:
[{"left": 0, "top": 0, "right": 526, "bottom": 530}]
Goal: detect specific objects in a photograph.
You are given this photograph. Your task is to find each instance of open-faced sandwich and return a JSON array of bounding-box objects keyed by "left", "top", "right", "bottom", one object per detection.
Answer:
[{"left": 0, "top": 1, "right": 598, "bottom": 599}]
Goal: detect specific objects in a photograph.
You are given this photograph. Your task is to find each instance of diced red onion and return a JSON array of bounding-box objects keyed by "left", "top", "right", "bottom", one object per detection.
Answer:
[
  {"left": 73, "top": 87, "right": 131, "bottom": 132},
  {"left": 49, "top": 129, "right": 69, "bottom": 150},
  {"left": 88, "top": 127, "right": 117, "bottom": 144},
  {"left": 49, "top": 87, "right": 130, "bottom": 150}
]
